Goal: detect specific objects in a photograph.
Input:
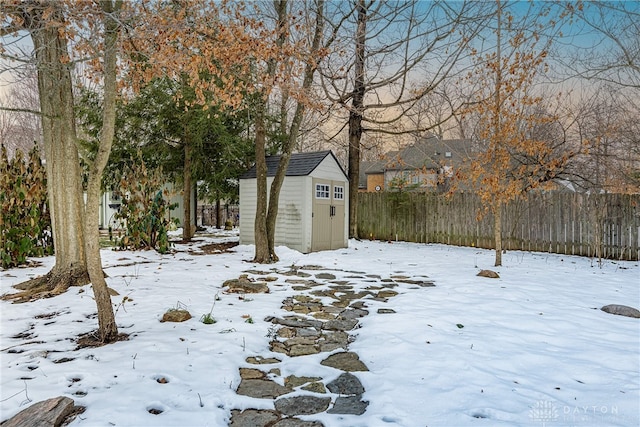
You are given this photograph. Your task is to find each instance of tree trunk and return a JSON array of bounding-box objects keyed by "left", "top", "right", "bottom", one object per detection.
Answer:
[
  {"left": 27, "top": 5, "right": 89, "bottom": 293},
  {"left": 494, "top": 201, "right": 503, "bottom": 267},
  {"left": 265, "top": 0, "right": 325, "bottom": 259},
  {"left": 216, "top": 198, "right": 222, "bottom": 229},
  {"left": 253, "top": 96, "right": 271, "bottom": 263},
  {"left": 347, "top": 0, "right": 367, "bottom": 239},
  {"left": 182, "top": 140, "right": 193, "bottom": 240},
  {"left": 83, "top": 0, "right": 122, "bottom": 343}
]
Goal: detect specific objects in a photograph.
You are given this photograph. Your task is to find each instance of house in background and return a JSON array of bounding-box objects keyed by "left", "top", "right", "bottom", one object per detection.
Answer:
[
  {"left": 360, "top": 134, "right": 472, "bottom": 192},
  {"left": 98, "top": 184, "right": 196, "bottom": 231},
  {"left": 239, "top": 150, "right": 348, "bottom": 253}
]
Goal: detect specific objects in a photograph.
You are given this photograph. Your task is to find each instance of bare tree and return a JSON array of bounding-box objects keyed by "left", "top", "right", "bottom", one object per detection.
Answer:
[
  {"left": 319, "top": 0, "right": 492, "bottom": 238},
  {"left": 561, "top": 1, "right": 640, "bottom": 89}
]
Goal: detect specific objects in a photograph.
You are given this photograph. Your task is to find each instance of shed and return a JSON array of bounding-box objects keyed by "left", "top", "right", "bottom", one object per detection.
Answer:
[{"left": 239, "top": 150, "right": 349, "bottom": 253}]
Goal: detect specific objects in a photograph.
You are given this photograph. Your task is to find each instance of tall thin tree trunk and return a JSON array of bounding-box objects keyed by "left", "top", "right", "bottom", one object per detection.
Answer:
[
  {"left": 493, "top": 0, "right": 503, "bottom": 267},
  {"left": 253, "top": 95, "right": 271, "bottom": 263},
  {"left": 265, "top": 0, "right": 325, "bottom": 259},
  {"left": 83, "top": 0, "right": 122, "bottom": 343},
  {"left": 183, "top": 140, "right": 193, "bottom": 240},
  {"left": 216, "top": 197, "right": 222, "bottom": 229},
  {"left": 347, "top": 0, "right": 367, "bottom": 239},
  {"left": 253, "top": 0, "right": 288, "bottom": 263},
  {"left": 494, "top": 201, "right": 503, "bottom": 267}
]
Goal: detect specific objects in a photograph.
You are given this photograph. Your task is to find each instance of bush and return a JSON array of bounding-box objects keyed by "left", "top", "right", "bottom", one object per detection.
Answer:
[
  {"left": 0, "top": 145, "right": 53, "bottom": 268},
  {"left": 115, "top": 155, "right": 178, "bottom": 254}
]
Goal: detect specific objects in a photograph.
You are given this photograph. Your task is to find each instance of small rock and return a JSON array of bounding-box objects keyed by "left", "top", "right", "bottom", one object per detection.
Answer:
[
  {"left": 315, "top": 273, "right": 337, "bottom": 280},
  {"left": 377, "top": 308, "right": 396, "bottom": 314},
  {"left": 601, "top": 304, "right": 640, "bottom": 318},
  {"left": 161, "top": 309, "right": 191, "bottom": 323},
  {"left": 274, "top": 395, "right": 331, "bottom": 416},
  {"left": 477, "top": 269, "right": 500, "bottom": 278}
]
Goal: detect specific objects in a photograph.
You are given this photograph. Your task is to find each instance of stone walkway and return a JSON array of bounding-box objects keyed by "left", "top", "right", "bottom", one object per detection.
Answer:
[{"left": 228, "top": 265, "right": 435, "bottom": 427}]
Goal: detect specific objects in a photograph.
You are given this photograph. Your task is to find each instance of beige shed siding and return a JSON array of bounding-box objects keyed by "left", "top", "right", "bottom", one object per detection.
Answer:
[
  {"left": 274, "top": 177, "right": 306, "bottom": 252},
  {"left": 239, "top": 178, "right": 257, "bottom": 245},
  {"left": 309, "top": 156, "right": 347, "bottom": 181},
  {"left": 240, "top": 176, "right": 309, "bottom": 252}
]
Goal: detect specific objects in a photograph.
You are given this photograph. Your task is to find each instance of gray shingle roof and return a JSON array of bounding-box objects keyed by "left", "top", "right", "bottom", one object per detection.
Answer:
[{"left": 240, "top": 150, "right": 347, "bottom": 179}]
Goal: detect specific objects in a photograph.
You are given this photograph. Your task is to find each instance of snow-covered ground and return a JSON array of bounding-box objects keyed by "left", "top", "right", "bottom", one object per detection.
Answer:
[{"left": 1, "top": 229, "right": 638, "bottom": 426}]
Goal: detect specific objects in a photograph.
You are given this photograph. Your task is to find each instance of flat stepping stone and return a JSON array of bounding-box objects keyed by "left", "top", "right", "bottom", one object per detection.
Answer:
[
  {"left": 315, "top": 273, "right": 336, "bottom": 280},
  {"left": 224, "top": 276, "right": 270, "bottom": 293},
  {"left": 239, "top": 368, "right": 265, "bottom": 379},
  {"left": 338, "top": 308, "right": 369, "bottom": 319},
  {"left": 321, "top": 352, "right": 369, "bottom": 372},
  {"left": 601, "top": 304, "right": 640, "bottom": 318},
  {"left": 327, "top": 396, "right": 369, "bottom": 415},
  {"left": 302, "top": 382, "right": 327, "bottom": 394},
  {"left": 285, "top": 375, "right": 322, "bottom": 388},
  {"left": 229, "top": 409, "right": 279, "bottom": 427},
  {"left": 246, "top": 356, "right": 281, "bottom": 365},
  {"left": 266, "top": 316, "right": 323, "bottom": 329},
  {"left": 377, "top": 308, "right": 396, "bottom": 314},
  {"left": 274, "top": 395, "right": 331, "bottom": 415},
  {"left": 273, "top": 419, "right": 325, "bottom": 427},
  {"left": 322, "top": 319, "right": 358, "bottom": 331},
  {"left": 376, "top": 290, "right": 398, "bottom": 299},
  {"left": 235, "top": 378, "right": 291, "bottom": 399},
  {"left": 327, "top": 372, "right": 365, "bottom": 395}
]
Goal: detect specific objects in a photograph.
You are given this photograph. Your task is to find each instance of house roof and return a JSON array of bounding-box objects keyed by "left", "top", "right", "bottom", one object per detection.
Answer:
[
  {"left": 240, "top": 150, "right": 348, "bottom": 180},
  {"left": 383, "top": 136, "right": 472, "bottom": 171}
]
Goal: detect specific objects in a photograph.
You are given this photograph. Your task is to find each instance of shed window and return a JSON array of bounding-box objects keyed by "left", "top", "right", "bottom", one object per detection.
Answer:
[
  {"left": 315, "top": 184, "right": 330, "bottom": 199},
  {"left": 333, "top": 185, "right": 344, "bottom": 200}
]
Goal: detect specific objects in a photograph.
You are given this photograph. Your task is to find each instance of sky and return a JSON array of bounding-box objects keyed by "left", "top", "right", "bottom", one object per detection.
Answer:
[{"left": 1, "top": 229, "right": 638, "bottom": 426}]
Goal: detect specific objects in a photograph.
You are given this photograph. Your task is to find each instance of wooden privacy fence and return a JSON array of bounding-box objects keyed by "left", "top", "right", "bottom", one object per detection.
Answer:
[{"left": 357, "top": 191, "right": 640, "bottom": 261}]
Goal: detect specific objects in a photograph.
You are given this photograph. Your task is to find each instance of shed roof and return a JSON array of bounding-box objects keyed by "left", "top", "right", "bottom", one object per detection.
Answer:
[{"left": 240, "top": 150, "right": 347, "bottom": 180}]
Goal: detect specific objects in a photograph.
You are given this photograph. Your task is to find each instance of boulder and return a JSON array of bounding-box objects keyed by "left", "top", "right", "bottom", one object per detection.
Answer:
[
  {"left": 2, "top": 396, "right": 78, "bottom": 427},
  {"left": 477, "top": 269, "right": 500, "bottom": 279},
  {"left": 161, "top": 309, "right": 191, "bottom": 322},
  {"left": 601, "top": 304, "right": 640, "bottom": 318}
]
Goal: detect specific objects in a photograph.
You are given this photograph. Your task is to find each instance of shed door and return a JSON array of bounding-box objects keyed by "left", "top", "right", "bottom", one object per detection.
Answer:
[{"left": 312, "top": 179, "right": 346, "bottom": 251}]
